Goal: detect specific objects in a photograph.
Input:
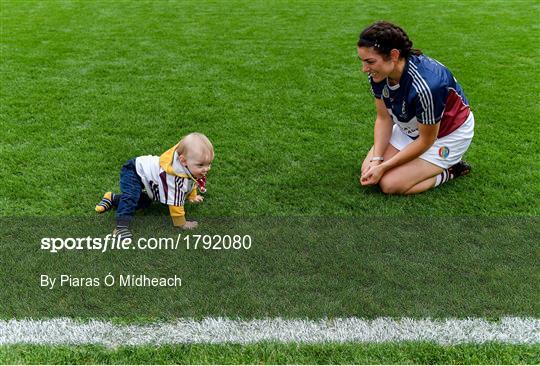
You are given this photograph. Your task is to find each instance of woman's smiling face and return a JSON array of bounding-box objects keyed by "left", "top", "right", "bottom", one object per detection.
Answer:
[{"left": 357, "top": 46, "right": 395, "bottom": 83}]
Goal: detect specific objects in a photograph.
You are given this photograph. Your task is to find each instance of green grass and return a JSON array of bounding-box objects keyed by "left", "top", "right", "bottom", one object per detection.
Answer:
[
  {"left": 1, "top": 0, "right": 539, "bottom": 363},
  {"left": 2, "top": 343, "right": 539, "bottom": 364},
  {"left": 1, "top": 0, "right": 539, "bottom": 217},
  {"left": 1, "top": 217, "right": 539, "bottom": 320}
]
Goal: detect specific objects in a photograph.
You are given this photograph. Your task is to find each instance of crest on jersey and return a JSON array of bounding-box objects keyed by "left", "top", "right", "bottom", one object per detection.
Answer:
[
  {"left": 382, "top": 85, "right": 389, "bottom": 98},
  {"left": 399, "top": 100, "right": 407, "bottom": 118},
  {"left": 438, "top": 146, "right": 450, "bottom": 159}
]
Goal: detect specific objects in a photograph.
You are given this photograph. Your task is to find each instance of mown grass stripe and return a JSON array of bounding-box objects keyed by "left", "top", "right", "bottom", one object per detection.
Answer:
[
  {"left": 1, "top": 317, "right": 538, "bottom": 347},
  {"left": 3, "top": 343, "right": 540, "bottom": 364}
]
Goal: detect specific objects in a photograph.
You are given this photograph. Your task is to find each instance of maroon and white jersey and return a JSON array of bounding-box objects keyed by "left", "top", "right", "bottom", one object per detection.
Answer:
[
  {"left": 135, "top": 154, "right": 195, "bottom": 207},
  {"left": 370, "top": 54, "right": 471, "bottom": 139}
]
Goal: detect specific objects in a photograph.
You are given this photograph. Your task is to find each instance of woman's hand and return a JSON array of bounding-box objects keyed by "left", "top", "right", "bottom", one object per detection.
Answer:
[
  {"left": 360, "top": 163, "right": 386, "bottom": 185},
  {"left": 361, "top": 159, "right": 382, "bottom": 176}
]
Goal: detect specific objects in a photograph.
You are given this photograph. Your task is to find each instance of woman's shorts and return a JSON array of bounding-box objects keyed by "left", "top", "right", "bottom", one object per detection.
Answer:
[{"left": 389, "top": 112, "right": 475, "bottom": 169}]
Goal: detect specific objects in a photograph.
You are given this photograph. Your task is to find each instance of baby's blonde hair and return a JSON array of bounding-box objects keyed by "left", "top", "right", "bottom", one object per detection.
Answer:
[{"left": 176, "top": 132, "right": 214, "bottom": 160}]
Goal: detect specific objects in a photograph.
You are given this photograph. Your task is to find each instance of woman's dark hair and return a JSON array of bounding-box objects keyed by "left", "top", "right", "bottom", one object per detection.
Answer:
[{"left": 357, "top": 21, "right": 422, "bottom": 59}]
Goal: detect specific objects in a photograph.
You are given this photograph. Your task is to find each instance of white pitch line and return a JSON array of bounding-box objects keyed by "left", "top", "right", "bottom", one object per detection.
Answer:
[{"left": 1, "top": 317, "right": 539, "bottom": 347}]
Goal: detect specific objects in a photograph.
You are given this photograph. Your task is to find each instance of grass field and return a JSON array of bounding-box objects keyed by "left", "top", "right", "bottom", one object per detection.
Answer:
[
  {"left": 2, "top": 343, "right": 539, "bottom": 364},
  {"left": 1, "top": 0, "right": 539, "bottom": 364}
]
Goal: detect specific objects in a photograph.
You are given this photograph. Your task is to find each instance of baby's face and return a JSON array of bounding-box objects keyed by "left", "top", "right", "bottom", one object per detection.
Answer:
[{"left": 180, "top": 150, "right": 213, "bottom": 179}]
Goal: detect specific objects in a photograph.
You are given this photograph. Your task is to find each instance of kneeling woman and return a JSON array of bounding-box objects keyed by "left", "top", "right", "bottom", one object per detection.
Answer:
[{"left": 358, "top": 21, "right": 473, "bottom": 194}]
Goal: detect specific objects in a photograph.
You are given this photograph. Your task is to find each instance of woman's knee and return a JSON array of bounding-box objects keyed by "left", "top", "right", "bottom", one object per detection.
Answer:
[{"left": 379, "top": 175, "right": 408, "bottom": 195}]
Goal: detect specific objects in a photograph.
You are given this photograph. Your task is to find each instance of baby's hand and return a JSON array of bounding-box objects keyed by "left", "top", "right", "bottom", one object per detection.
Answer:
[
  {"left": 189, "top": 195, "right": 204, "bottom": 203},
  {"left": 181, "top": 221, "right": 198, "bottom": 230}
]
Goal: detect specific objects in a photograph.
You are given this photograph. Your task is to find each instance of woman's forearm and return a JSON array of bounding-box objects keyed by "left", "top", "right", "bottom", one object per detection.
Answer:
[
  {"left": 372, "top": 116, "right": 393, "bottom": 157},
  {"left": 379, "top": 123, "right": 439, "bottom": 172}
]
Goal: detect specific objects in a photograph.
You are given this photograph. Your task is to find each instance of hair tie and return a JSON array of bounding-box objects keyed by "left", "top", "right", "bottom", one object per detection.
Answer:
[{"left": 360, "top": 37, "right": 381, "bottom": 49}]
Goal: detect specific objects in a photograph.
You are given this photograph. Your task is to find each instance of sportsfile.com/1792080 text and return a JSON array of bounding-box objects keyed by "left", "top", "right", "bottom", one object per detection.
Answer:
[{"left": 40, "top": 234, "right": 252, "bottom": 253}]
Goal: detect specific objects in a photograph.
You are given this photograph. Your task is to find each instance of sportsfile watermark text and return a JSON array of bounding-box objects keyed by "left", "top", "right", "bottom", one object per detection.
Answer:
[{"left": 40, "top": 234, "right": 252, "bottom": 253}]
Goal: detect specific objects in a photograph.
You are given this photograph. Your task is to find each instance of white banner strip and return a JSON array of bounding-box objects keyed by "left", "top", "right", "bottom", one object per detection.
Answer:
[{"left": 1, "top": 317, "right": 539, "bottom": 347}]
